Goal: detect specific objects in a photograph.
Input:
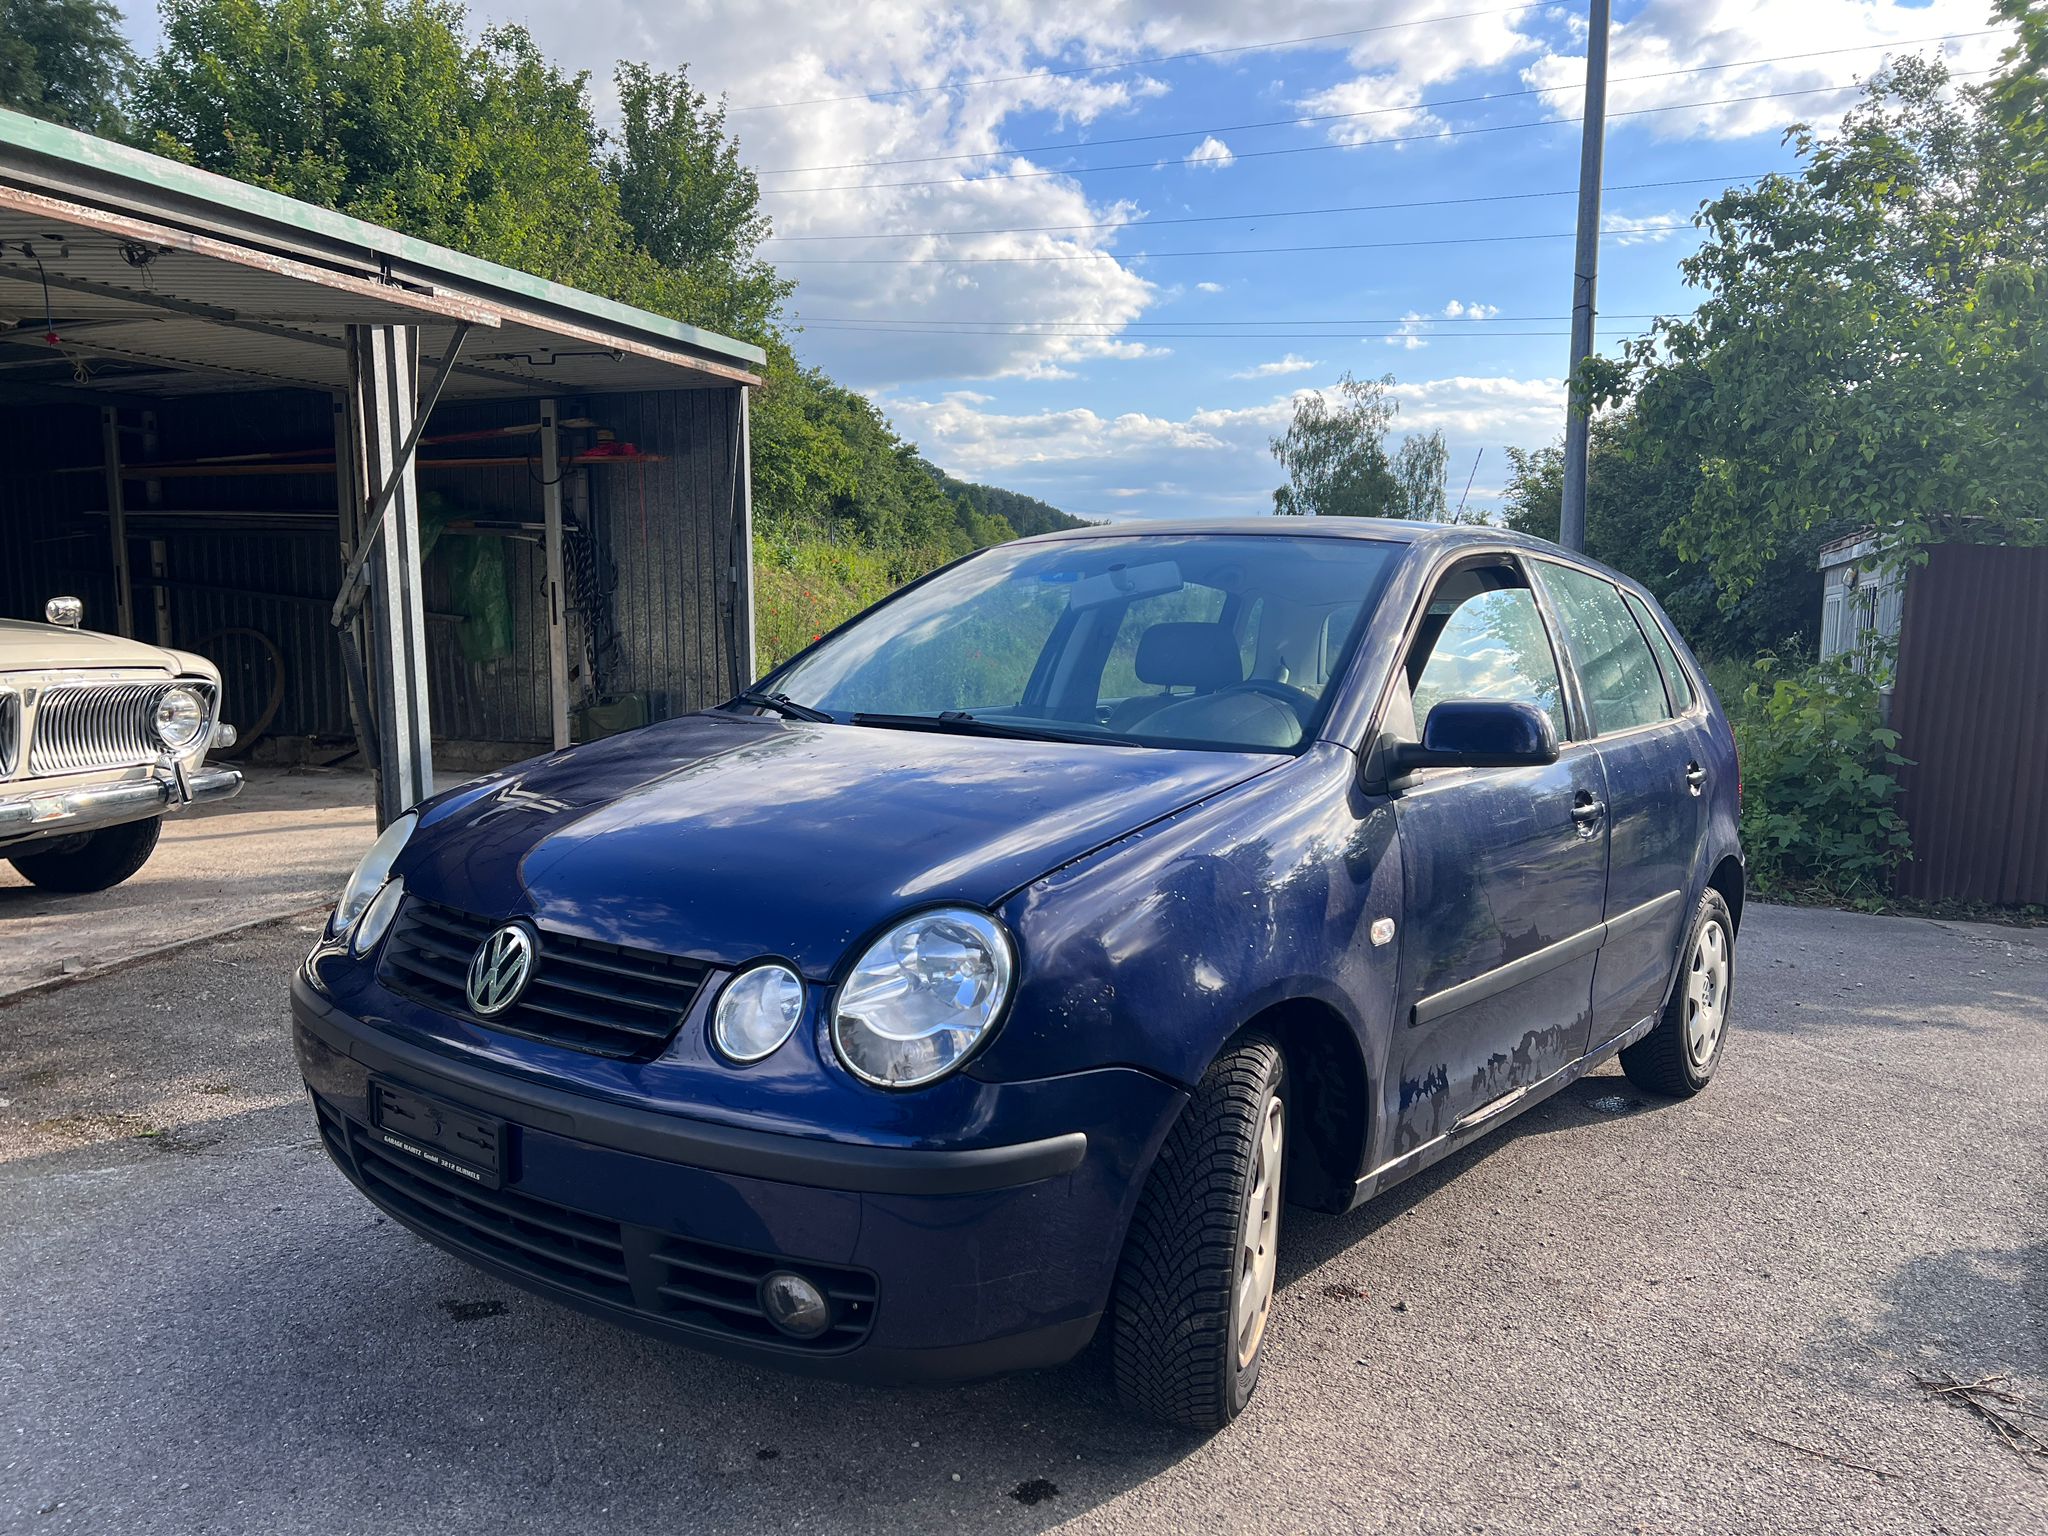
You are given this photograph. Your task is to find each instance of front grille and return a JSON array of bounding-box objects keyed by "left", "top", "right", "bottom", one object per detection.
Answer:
[
  {"left": 26, "top": 681, "right": 210, "bottom": 776},
  {"left": 313, "top": 1093, "right": 877, "bottom": 1353},
  {"left": 381, "top": 897, "right": 710, "bottom": 1059},
  {"left": 338, "top": 1106, "right": 634, "bottom": 1305},
  {"left": 0, "top": 689, "right": 18, "bottom": 776}
]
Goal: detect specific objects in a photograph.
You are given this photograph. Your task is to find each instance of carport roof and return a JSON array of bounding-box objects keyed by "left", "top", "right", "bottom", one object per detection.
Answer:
[{"left": 0, "top": 107, "right": 766, "bottom": 399}]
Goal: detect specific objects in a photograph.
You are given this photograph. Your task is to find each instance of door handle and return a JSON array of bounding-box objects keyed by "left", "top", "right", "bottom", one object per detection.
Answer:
[
  {"left": 1685, "top": 762, "right": 1707, "bottom": 795},
  {"left": 1570, "top": 794, "right": 1606, "bottom": 828}
]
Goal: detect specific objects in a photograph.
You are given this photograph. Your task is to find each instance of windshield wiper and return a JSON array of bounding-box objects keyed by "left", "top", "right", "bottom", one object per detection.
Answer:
[
  {"left": 850, "top": 710, "right": 1103, "bottom": 745},
  {"left": 733, "top": 690, "right": 834, "bottom": 723}
]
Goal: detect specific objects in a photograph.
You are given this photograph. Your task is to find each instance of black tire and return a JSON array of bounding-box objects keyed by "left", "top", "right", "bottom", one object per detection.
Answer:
[
  {"left": 1621, "top": 888, "right": 1735, "bottom": 1098},
  {"left": 6, "top": 816, "right": 162, "bottom": 893},
  {"left": 1111, "top": 1033, "right": 1288, "bottom": 1432}
]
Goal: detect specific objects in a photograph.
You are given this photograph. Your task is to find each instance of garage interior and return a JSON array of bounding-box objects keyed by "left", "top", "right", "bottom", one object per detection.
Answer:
[{"left": 0, "top": 107, "right": 764, "bottom": 824}]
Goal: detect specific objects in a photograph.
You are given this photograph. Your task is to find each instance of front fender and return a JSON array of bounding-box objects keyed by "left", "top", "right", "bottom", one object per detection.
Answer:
[{"left": 973, "top": 744, "right": 1403, "bottom": 1092}]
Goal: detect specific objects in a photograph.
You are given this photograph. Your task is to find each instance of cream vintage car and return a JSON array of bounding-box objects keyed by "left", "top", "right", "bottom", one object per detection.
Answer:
[{"left": 1, "top": 598, "right": 241, "bottom": 892}]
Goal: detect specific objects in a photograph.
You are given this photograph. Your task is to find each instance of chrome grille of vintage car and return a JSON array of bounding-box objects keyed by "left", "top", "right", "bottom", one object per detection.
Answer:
[
  {"left": 0, "top": 689, "right": 19, "bottom": 777},
  {"left": 25, "top": 682, "right": 206, "bottom": 776}
]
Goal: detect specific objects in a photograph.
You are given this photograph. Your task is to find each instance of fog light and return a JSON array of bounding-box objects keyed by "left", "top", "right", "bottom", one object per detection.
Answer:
[{"left": 758, "top": 1270, "right": 832, "bottom": 1339}]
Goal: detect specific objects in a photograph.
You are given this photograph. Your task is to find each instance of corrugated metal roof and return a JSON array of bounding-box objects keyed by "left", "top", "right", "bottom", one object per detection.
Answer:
[{"left": 0, "top": 106, "right": 764, "bottom": 399}]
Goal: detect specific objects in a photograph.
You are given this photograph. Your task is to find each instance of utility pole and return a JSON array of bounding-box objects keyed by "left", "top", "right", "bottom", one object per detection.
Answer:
[{"left": 1559, "top": 0, "right": 1611, "bottom": 553}]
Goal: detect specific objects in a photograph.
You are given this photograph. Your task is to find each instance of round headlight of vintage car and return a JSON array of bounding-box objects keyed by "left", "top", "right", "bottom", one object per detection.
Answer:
[
  {"left": 712, "top": 963, "right": 806, "bottom": 1063},
  {"left": 331, "top": 811, "right": 416, "bottom": 938},
  {"left": 831, "top": 908, "right": 1014, "bottom": 1088},
  {"left": 153, "top": 686, "right": 209, "bottom": 752}
]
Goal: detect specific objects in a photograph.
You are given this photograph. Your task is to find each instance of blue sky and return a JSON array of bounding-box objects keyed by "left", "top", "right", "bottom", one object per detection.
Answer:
[{"left": 119, "top": 1, "right": 2013, "bottom": 520}]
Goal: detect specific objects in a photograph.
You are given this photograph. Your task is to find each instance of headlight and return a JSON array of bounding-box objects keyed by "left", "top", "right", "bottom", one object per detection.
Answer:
[
  {"left": 353, "top": 876, "right": 405, "bottom": 955},
  {"left": 831, "top": 909, "right": 1014, "bottom": 1088},
  {"left": 713, "top": 963, "right": 806, "bottom": 1063},
  {"left": 332, "top": 811, "right": 416, "bottom": 938},
  {"left": 154, "top": 686, "right": 208, "bottom": 752}
]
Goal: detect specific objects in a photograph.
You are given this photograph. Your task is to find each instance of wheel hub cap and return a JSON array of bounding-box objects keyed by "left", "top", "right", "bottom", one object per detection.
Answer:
[
  {"left": 1684, "top": 922, "right": 1730, "bottom": 1068},
  {"left": 1235, "top": 1093, "right": 1284, "bottom": 1370}
]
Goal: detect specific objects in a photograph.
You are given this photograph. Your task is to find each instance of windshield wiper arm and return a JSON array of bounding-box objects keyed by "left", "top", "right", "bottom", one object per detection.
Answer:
[
  {"left": 849, "top": 710, "right": 1101, "bottom": 744},
  {"left": 733, "top": 690, "right": 833, "bottom": 723}
]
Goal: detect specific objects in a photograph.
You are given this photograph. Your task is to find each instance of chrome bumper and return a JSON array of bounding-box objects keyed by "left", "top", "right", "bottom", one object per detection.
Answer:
[{"left": 0, "top": 765, "right": 242, "bottom": 843}]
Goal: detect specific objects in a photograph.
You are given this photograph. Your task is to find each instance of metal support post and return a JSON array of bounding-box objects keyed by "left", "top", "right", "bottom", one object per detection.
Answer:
[
  {"left": 345, "top": 324, "right": 434, "bottom": 823},
  {"left": 540, "top": 398, "right": 571, "bottom": 749},
  {"left": 99, "top": 406, "right": 134, "bottom": 636}
]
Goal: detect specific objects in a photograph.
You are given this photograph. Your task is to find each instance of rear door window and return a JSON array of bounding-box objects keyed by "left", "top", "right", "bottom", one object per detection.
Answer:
[
  {"left": 1539, "top": 564, "right": 1672, "bottom": 735},
  {"left": 1623, "top": 591, "right": 1696, "bottom": 713}
]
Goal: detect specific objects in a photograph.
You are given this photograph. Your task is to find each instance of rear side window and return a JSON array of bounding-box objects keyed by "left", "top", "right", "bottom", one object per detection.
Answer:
[
  {"left": 1623, "top": 591, "right": 1696, "bottom": 712},
  {"left": 1540, "top": 564, "right": 1671, "bottom": 735}
]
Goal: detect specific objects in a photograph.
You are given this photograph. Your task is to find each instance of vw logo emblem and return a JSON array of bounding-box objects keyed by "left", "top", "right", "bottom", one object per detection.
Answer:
[{"left": 466, "top": 923, "right": 536, "bottom": 1016}]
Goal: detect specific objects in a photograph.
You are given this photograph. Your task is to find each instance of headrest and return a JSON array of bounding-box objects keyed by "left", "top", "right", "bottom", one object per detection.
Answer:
[{"left": 1134, "top": 622, "right": 1242, "bottom": 692}]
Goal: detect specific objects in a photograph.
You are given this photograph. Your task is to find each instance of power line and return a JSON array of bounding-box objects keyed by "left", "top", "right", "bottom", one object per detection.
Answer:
[
  {"left": 754, "top": 77, "right": 1983, "bottom": 196},
  {"left": 797, "top": 324, "right": 1579, "bottom": 339},
  {"left": 770, "top": 226, "right": 1696, "bottom": 266},
  {"left": 728, "top": 4, "right": 1554, "bottom": 112},
  {"left": 793, "top": 312, "right": 1664, "bottom": 328},
  {"left": 761, "top": 174, "right": 1757, "bottom": 243},
  {"left": 754, "top": 32, "right": 1995, "bottom": 176}
]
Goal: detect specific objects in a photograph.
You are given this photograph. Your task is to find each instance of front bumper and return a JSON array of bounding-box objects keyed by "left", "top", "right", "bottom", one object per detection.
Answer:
[
  {"left": 292, "top": 973, "right": 1183, "bottom": 1383},
  {"left": 0, "top": 764, "right": 241, "bottom": 845}
]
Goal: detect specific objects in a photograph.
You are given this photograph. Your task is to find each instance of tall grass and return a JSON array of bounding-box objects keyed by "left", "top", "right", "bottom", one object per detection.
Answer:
[{"left": 752, "top": 524, "right": 925, "bottom": 673}]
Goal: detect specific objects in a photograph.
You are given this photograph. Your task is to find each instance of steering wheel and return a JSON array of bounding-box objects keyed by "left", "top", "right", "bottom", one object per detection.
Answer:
[{"left": 1219, "top": 678, "right": 1319, "bottom": 721}]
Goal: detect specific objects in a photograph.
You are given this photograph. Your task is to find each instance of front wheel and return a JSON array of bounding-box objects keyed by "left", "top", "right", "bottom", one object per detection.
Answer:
[
  {"left": 6, "top": 816, "right": 163, "bottom": 893},
  {"left": 1620, "top": 888, "right": 1735, "bottom": 1097},
  {"left": 1111, "top": 1033, "right": 1287, "bottom": 1432}
]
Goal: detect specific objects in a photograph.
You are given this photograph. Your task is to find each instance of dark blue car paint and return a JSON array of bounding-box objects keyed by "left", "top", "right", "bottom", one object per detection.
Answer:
[{"left": 294, "top": 522, "right": 1742, "bottom": 1383}]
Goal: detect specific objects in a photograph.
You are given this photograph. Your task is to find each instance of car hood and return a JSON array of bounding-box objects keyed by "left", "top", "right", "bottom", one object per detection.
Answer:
[
  {"left": 404, "top": 713, "right": 1280, "bottom": 975},
  {"left": 0, "top": 618, "right": 184, "bottom": 671}
]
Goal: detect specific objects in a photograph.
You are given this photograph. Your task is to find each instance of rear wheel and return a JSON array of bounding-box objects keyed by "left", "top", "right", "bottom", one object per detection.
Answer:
[
  {"left": 6, "top": 816, "right": 162, "bottom": 893},
  {"left": 1111, "top": 1033, "right": 1287, "bottom": 1432},
  {"left": 1621, "top": 888, "right": 1735, "bottom": 1097}
]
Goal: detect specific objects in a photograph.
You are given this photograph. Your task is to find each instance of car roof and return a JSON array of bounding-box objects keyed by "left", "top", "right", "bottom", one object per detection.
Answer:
[
  {"left": 1014, "top": 517, "right": 1569, "bottom": 559},
  {"left": 1006, "top": 518, "right": 1663, "bottom": 605}
]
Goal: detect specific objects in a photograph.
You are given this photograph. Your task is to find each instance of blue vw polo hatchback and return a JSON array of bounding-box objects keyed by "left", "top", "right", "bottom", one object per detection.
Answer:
[{"left": 295, "top": 521, "right": 1742, "bottom": 1430}]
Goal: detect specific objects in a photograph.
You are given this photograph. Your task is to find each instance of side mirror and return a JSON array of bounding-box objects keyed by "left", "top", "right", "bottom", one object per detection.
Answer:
[
  {"left": 45, "top": 596, "right": 83, "bottom": 629},
  {"left": 1386, "top": 700, "right": 1560, "bottom": 777}
]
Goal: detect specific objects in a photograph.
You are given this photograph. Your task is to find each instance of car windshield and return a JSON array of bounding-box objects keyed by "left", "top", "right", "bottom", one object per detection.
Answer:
[{"left": 763, "top": 533, "right": 1402, "bottom": 752}]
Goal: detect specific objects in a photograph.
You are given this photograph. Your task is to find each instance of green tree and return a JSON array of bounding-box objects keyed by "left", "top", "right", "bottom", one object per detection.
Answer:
[
  {"left": 133, "top": 1, "right": 640, "bottom": 290},
  {"left": 1502, "top": 411, "right": 1833, "bottom": 657},
  {"left": 0, "top": 0, "right": 132, "bottom": 136},
  {"left": 604, "top": 63, "right": 788, "bottom": 341},
  {"left": 1391, "top": 429, "right": 1451, "bottom": 521},
  {"left": 1269, "top": 371, "right": 1399, "bottom": 517},
  {"left": 1589, "top": 51, "right": 2048, "bottom": 603}
]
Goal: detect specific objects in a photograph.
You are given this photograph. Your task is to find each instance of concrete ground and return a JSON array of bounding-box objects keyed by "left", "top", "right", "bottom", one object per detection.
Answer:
[
  {"left": 0, "top": 903, "right": 2042, "bottom": 1534},
  {"left": 0, "top": 766, "right": 378, "bottom": 1000}
]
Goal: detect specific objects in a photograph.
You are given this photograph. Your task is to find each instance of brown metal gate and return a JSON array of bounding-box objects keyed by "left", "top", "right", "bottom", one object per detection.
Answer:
[{"left": 1891, "top": 544, "right": 2048, "bottom": 905}]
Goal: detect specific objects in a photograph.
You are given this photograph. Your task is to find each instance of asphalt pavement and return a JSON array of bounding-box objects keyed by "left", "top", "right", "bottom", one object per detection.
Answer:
[
  {"left": 0, "top": 766, "right": 376, "bottom": 1000},
  {"left": 1, "top": 902, "right": 2043, "bottom": 1534}
]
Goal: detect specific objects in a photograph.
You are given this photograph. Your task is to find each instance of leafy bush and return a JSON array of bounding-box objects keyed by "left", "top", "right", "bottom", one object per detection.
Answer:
[{"left": 1732, "top": 658, "right": 1912, "bottom": 905}]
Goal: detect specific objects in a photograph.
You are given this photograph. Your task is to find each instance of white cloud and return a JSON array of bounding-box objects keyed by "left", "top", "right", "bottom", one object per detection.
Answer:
[
  {"left": 1196, "top": 282, "right": 1226, "bottom": 294},
  {"left": 1232, "top": 353, "right": 1321, "bottom": 379},
  {"left": 1521, "top": 0, "right": 2014, "bottom": 142},
  {"left": 1441, "top": 299, "right": 1499, "bottom": 319},
  {"left": 875, "top": 367, "right": 1568, "bottom": 520},
  {"left": 1602, "top": 211, "right": 1690, "bottom": 246},
  {"left": 1187, "top": 135, "right": 1235, "bottom": 169}
]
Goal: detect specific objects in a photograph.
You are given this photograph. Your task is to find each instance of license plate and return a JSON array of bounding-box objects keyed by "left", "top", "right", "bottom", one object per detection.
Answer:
[{"left": 370, "top": 1081, "right": 504, "bottom": 1190}]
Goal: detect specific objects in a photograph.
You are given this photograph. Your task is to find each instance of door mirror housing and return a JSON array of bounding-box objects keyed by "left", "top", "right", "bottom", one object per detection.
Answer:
[{"left": 1386, "top": 700, "right": 1560, "bottom": 777}]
